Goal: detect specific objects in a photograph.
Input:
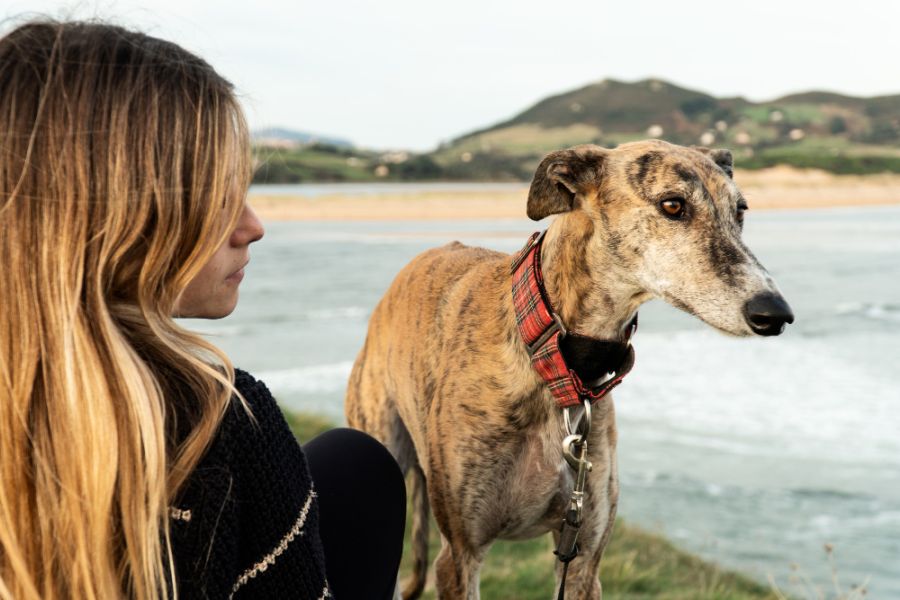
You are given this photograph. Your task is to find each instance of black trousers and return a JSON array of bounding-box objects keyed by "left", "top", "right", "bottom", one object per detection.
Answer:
[{"left": 304, "top": 428, "right": 406, "bottom": 600}]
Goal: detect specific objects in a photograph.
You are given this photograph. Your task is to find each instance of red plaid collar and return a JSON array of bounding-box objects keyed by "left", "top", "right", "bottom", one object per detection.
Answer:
[{"left": 510, "top": 231, "right": 636, "bottom": 409}]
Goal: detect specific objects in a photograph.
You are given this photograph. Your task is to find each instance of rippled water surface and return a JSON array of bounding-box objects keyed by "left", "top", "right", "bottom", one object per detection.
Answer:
[{"left": 186, "top": 204, "right": 900, "bottom": 595}]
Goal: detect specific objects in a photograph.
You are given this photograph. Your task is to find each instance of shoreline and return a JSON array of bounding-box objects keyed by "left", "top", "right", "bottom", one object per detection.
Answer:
[{"left": 249, "top": 167, "right": 900, "bottom": 221}]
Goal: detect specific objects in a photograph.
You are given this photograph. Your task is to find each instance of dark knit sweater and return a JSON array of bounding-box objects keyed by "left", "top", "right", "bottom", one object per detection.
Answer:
[{"left": 170, "top": 369, "right": 330, "bottom": 599}]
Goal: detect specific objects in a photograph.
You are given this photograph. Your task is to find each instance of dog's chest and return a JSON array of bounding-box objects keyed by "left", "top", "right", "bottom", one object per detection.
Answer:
[
  {"left": 490, "top": 429, "right": 578, "bottom": 540},
  {"left": 487, "top": 414, "right": 617, "bottom": 542}
]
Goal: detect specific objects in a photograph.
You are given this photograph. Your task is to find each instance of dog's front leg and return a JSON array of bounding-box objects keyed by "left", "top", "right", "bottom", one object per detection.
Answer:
[
  {"left": 550, "top": 502, "right": 616, "bottom": 599},
  {"left": 552, "top": 547, "right": 603, "bottom": 600},
  {"left": 434, "top": 535, "right": 484, "bottom": 600}
]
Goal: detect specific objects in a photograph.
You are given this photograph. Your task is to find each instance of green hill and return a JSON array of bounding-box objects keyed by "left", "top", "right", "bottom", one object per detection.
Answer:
[
  {"left": 251, "top": 79, "right": 900, "bottom": 183},
  {"left": 468, "top": 79, "right": 726, "bottom": 138},
  {"left": 430, "top": 78, "right": 900, "bottom": 180}
]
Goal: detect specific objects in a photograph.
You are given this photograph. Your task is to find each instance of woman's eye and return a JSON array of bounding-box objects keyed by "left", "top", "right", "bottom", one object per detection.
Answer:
[{"left": 660, "top": 198, "right": 686, "bottom": 219}]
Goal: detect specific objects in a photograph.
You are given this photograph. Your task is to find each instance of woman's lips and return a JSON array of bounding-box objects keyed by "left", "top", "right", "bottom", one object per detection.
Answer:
[{"left": 226, "top": 262, "right": 247, "bottom": 283}]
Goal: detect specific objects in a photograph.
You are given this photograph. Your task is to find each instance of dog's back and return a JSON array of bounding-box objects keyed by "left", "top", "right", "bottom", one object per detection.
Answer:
[
  {"left": 345, "top": 240, "right": 513, "bottom": 599},
  {"left": 346, "top": 240, "right": 510, "bottom": 452}
]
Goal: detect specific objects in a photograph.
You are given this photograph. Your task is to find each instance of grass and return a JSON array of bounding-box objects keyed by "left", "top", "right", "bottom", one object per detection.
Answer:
[
  {"left": 438, "top": 124, "right": 603, "bottom": 158},
  {"left": 282, "top": 409, "right": 334, "bottom": 442},
  {"left": 253, "top": 146, "right": 377, "bottom": 183},
  {"left": 395, "top": 511, "right": 777, "bottom": 599},
  {"left": 741, "top": 149, "right": 900, "bottom": 174},
  {"left": 736, "top": 104, "right": 826, "bottom": 128},
  {"left": 283, "top": 410, "right": 780, "bottom": 599},
  {"left": 769, "top": 545, "right": 869, "bottom": 600}
]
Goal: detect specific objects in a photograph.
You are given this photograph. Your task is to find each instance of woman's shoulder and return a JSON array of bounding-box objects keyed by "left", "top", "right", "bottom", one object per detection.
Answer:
[
  {"left": 227, "top": 368, "right": 290, "bottom": 436},
  {"left": 233, "top": 367, "right": 267, "bottom": 394},
  {"left": 223, "top": 368, "right": 303, "bottom": 462},
  {"left": 171, "top": 367, "right": 311, "bottom": 511},
  {"left": 233, "top": 368, "right": 276, "bottom": 412}
]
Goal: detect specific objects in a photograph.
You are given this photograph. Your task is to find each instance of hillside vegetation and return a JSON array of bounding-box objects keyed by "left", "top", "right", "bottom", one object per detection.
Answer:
[{"left": 253, "top": 79, "right": 900, "bottom": 183}]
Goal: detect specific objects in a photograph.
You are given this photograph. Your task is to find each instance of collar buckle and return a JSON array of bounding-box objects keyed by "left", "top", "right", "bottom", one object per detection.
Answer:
[{"left": 526, "top": 311, "right": 567, "bottom": 356}]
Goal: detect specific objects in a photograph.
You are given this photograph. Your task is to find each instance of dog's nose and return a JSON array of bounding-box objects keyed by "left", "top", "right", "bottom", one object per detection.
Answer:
[{"left": 743, "top": 292, "right": 795, "bottom": 336}]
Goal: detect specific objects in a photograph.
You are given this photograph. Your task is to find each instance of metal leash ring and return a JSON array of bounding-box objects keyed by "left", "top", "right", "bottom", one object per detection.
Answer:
[
  {"left": 563, "top": 398, "right": 592, "bottom": 440},
  {"left": 561, "top": 434, "right": 584, "bottom": 471}
]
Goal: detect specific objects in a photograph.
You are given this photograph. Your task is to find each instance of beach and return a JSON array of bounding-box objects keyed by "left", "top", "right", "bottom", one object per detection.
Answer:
[{"left": 249, "top": 168, "right": 900, "bottom": 221}]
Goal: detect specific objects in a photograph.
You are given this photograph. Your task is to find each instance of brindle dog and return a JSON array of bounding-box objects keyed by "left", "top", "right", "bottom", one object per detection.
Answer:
[{"left": 345, "top": 140, "right": 794, "bottom": 599}]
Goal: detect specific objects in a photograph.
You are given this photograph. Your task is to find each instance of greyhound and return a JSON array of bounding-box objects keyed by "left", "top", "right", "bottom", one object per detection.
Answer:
[{"left": 345, "top": 140, "right": 794, "bottom": 599}]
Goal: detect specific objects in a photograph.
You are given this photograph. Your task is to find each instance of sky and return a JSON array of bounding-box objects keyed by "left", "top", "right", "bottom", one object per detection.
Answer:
[{"left": 3, "top": 1, "right": 899, "bottom": 150}]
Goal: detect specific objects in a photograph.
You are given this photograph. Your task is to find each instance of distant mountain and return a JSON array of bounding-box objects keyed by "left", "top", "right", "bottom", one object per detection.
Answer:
[
  {"left": 252, "top": 127, "right": 353, "bottom": 149},
  {"left": 427, "top": 78, "right": 900, "bottom": 179}
]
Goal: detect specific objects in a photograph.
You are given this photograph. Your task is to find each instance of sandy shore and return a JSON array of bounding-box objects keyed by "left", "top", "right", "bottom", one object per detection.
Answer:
[{"left": 249, "top": 167, "right": 900, "bottom": 221}]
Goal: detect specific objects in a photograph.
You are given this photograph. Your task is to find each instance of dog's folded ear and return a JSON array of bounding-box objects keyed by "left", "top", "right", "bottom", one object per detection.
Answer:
[
  {"left": 693, "top": 146, "right": 734, "bottom": 178},
  {"left": 527, "top": 145, "right": 607, "bottom": 221}
]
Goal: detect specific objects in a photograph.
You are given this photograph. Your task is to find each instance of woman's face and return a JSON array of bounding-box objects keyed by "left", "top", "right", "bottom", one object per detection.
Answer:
[{"left": 174, "top": 203, "right": 265, "bottom": 319}]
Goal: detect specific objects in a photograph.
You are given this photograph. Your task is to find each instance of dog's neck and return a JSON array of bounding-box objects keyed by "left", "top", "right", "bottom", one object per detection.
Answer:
[{"left": 540, "top": 212, "right": 648, "bottom": 340}]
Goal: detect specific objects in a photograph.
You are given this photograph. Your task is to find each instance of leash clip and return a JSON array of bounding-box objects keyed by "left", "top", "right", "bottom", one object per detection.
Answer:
[
  {"left": 555, "top": 402, "right": 594, "bottom": 598},
  {"left": 555, "top": 432, "right": 592, "bottom": 566}
]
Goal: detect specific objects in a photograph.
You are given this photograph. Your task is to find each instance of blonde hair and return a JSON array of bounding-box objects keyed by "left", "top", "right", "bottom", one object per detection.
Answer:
[{"left": 0, "top": 21, "right": 251, "bottom": 599}]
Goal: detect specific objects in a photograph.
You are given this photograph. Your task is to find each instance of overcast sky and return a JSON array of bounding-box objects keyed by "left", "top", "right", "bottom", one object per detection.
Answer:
[{"left": 3, "top": 1, "right": 899, "bottom": 150}]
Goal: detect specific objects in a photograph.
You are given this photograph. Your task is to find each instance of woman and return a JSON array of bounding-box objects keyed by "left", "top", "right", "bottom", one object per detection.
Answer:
[{"left": 0, "top": 20, "right": 404, "bottom": 599}]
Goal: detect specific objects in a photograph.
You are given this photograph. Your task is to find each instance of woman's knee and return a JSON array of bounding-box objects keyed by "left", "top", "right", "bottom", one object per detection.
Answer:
[
  {"left": 304, "top": 428, "right": 406, "bottom": 599},
  {"left": 305, "top": 428, "right": 405, "bottom": 494}
]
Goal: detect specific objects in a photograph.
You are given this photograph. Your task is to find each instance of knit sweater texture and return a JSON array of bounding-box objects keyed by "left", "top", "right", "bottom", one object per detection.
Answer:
[{"left": 170, "top": 369, "right": 330, "bottom": 599}]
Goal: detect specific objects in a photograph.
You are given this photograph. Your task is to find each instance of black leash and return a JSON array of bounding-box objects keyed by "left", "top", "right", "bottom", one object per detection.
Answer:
[
  {"left": 555, "top": 530, "right": 578, "bottom": 599},
  {"left": 557, "top": 558, "right": 572, "bottom": 600}
]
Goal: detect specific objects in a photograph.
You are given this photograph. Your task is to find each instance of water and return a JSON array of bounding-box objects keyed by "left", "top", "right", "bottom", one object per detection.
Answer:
[
  {"left": 184, "top": 204, "right": 900, "bottom": 596},
  {"left": 247, "top": 181, "right": 526, "bottom": 197}
]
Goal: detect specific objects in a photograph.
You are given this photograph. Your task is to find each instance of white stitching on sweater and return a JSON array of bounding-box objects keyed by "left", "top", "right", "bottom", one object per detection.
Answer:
[{"left": 228, "top": 489, "right": 317, "bottom": 598}]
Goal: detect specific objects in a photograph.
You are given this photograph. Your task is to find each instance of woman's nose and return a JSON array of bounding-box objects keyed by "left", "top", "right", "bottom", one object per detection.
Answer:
[{"left": 231, "top": 203, "right": 265, "bottom": 246}]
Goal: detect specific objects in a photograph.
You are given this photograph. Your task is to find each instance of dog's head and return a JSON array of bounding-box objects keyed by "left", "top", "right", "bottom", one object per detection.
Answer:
[{"left": 527, "top": 140, "right": 793, "bottom": 337}]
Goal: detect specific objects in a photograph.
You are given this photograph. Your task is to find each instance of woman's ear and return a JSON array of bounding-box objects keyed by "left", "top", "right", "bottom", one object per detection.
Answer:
[{"left": 527, "top": 145, "right": 607, "bottom": 221}]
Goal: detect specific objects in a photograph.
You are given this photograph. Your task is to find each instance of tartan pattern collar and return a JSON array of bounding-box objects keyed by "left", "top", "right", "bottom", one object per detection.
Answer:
[{"left": 510, "top": 230, "right": 636, "bottom": 409}]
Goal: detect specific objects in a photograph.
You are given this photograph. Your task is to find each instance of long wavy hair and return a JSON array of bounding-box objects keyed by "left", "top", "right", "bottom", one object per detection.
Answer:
[{"left": 0, "top": 20, "right": 251, "bottom": 599}]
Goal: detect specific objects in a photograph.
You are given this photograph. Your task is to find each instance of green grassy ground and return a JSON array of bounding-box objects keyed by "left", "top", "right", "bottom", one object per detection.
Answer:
[
  {"left": 284, "top": 410, "right": 780, "bottom": 599},
  {"left": 396, "top": 515, "right": 777, "bottom": 600}
]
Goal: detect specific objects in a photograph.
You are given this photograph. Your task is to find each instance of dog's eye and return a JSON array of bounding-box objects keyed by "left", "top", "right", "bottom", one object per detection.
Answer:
[{"left": 660, "top": 198, "right": 686, "bottom": 219}]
